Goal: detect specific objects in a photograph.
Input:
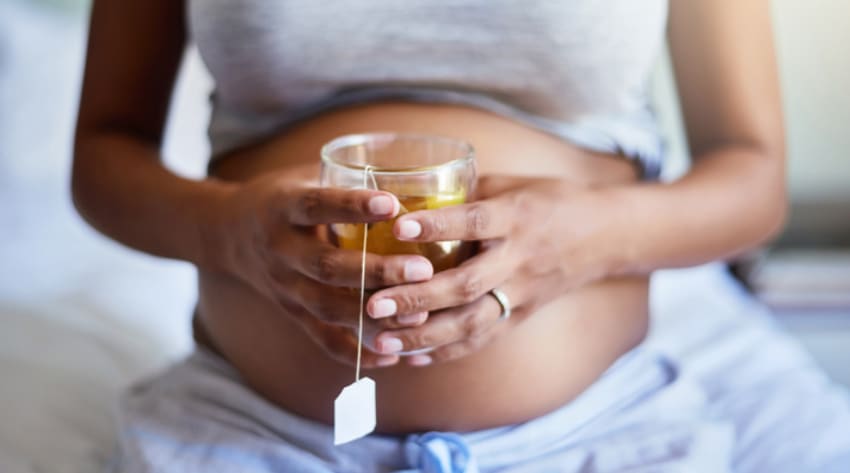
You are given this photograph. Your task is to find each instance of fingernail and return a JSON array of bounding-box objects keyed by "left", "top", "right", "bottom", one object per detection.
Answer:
[
  {"left": 397, "top": 311, "right": 427, "bottom": 325},
  {"left": 376, "top": 356, "right": 399, "bottom": 367},
  {"left": 408, "top": 354, "right": 433, "bottom": 366},
  {"left": 371, "top": 299, "right": 397, "bottom": 318},
  {"left": 378, "top": 337, "right": 403, "bottom": 354},
  {"left": 398, "top": 220, "right": 422, "bottom": 239},
  {"left": 369, "top": 195, "right": 394, "bottom": 215},
  {"left": 404, "top": 260, "right": 433, "bottom": 282}
]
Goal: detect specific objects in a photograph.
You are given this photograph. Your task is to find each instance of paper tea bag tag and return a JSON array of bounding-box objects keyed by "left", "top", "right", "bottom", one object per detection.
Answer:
[{"left": 334, "top": 377, "right": 376, "bottom": 445}]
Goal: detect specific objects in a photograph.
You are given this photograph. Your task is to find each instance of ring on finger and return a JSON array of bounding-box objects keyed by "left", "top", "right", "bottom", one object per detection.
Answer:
[{"left": 488, "top": 288, "right": 511, "bottom": 321}]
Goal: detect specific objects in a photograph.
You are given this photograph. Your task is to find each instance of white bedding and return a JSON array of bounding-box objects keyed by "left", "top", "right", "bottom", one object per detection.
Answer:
[{"left": 1, "top": 3, "right": 207, "bottom": 471}]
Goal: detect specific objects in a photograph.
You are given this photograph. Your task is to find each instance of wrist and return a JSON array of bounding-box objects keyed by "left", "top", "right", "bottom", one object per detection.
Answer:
[
  {"left": 566, "top": 185, "right": 640, "bottom": 280},
  {"left": 195, "top": 178, "right": 241, "bottom": 273},
  {"left": 593, "top": 185, "right": 647, "bottom": 277}
]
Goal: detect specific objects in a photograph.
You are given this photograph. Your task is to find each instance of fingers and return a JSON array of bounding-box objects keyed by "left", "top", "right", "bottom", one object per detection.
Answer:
[
  {"left": 277, "top": 273, "right": 423, "bottom": 331},
  {"left": 366, "top": 242, "right": 515, "bottom": 318},
  {"left": 393, "top": 198, "right": 515, "bottom": 242},
  {"left": 392, "top": 175, "right": 561, "bottom": 242},
  {"left": 417, "top": 325, "right": 505, "bottom": 365},
  {"left": 271, "top": 272, "right": 354, "bottom": 328},
  {"left": 475, "top": 174, "right": 532, "bottom": 198},
  {"left": 293, "top": 314, "right": 400, "bottom": 369},
  {"left": 272, "top": 230, "right": 433, "bottom": 288},
  {"left": 372, "top": 295, "right": 501, "bottom": 356},
  {"left": 286, "top": 187, "right": 400, "bottom": 225}
]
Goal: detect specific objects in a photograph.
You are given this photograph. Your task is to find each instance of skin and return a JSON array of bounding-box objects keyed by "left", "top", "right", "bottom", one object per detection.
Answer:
[
  {"left": 73, "top": 0, "right": 784, "bottom": 432},
  {"left": 369, "top": 0, "right": 787, "bottom": 362}
]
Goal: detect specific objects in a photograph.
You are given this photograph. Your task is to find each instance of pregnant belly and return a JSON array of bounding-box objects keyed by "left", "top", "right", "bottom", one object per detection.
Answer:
[{"left": 199, "top": 102, "right": 650, "bottom": 433}]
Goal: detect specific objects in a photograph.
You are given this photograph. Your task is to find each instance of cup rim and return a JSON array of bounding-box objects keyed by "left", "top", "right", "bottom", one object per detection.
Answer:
[{"left": 320, "top": 132, "right": 475, "bottom": 176}]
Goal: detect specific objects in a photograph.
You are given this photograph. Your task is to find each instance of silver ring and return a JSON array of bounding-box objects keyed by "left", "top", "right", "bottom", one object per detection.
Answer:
[{"left": 488, "top": 288, "right": 512, "bottom": 321}]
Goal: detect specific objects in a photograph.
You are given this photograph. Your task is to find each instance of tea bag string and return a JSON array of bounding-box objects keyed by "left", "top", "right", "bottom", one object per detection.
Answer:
[{"left": 355, "top": 165, "right": 379, "bottom": 381}]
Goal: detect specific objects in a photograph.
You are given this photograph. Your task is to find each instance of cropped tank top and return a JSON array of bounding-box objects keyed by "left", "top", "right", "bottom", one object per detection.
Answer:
[{"left": 189, "top": 0, "right": 669, "bottom": 178}]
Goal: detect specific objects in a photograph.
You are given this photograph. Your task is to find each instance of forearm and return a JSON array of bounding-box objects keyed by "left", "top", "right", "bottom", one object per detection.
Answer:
[
  {"left": 72, "top": 131, "right": 236, "bottom": 269},
  {"left": 599, "top": 144, "right": 786, "bottom": 275}
]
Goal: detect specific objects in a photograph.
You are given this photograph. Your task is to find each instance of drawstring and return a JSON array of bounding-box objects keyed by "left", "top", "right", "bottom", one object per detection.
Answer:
[{"left": 398, "top": 432, "right": 478, "bottom": 473}]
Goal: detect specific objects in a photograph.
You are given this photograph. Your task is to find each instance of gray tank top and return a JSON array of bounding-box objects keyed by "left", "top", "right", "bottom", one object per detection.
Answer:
[{"left": 189, "top": 0, "right": 669, "bottom": 178}]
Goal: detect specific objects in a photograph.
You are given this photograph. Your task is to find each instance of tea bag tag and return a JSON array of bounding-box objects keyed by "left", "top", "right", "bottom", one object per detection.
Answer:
[
  {"left": 333, "top": 165, "right": 378, "bottom": 446},
  {"left": 334, "top": 376, "right": 376, "bottom": 445}
]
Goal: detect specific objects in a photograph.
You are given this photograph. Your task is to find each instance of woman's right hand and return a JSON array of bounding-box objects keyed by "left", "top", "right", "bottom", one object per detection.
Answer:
[{"left": 210, "top": 168, "right": 435, "bottom": 368}]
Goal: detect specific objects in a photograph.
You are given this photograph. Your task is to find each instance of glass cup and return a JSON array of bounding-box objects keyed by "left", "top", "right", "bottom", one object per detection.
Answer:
[{"left": 320, "top": 132, "right": 477, "bottom": 355}]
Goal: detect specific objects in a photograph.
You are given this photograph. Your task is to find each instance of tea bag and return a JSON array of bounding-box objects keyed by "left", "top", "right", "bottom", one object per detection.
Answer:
[{"left": 334, "top": 165, "right": 378, "bottom": 445}]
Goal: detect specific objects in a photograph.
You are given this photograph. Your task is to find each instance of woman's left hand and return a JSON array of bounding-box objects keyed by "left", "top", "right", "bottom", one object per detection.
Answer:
[{"left": 366, "top": 175, "right": 618, "bottom": 366}]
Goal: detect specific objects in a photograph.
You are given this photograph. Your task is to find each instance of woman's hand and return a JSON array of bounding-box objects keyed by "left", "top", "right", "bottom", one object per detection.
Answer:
[
  {"left": 366, "top": 175, "right": 617, "bottom": 366},
  {"left": 211, "top": 167, "right": 437, "bottom": 368}
]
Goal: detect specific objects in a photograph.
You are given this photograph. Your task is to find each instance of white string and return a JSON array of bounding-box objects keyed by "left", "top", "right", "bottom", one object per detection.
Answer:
[{"left": 355, "top": 165, "right": 375, "bottom": 382}]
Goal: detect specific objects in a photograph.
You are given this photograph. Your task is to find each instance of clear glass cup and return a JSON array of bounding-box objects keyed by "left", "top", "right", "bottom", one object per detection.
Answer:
[
  {"left": 320, "top": 132, "right": 477, "bottom": 272},
  {"left": 320, "top": 132, "right": 477, "bottom": 356}
]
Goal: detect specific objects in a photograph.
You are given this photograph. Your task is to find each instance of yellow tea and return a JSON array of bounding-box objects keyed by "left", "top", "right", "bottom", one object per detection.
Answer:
[{"left": 332, "top": 190, "right": 469, "bottom": 273}]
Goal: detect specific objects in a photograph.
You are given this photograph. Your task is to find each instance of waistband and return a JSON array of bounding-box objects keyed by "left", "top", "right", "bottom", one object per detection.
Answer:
[{"left": 186, "top": 345, "right": 681, "bottom": 472}]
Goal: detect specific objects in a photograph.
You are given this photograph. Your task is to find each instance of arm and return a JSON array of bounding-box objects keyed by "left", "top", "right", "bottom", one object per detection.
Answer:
[
  {"left": 73, "top": 0, "right": 429, "bottom": 368},
  {"left": 394, "top": 0, "right": 787, "bottom": 275},
  {"left": 606, "top": 0, "right": 786, "bottom": 273},
  {"left": 72, "top": 0, "right": 232, "bottom": 268},
  {"left": 365, "top": 0, "right": 786, "bottom": 364}
]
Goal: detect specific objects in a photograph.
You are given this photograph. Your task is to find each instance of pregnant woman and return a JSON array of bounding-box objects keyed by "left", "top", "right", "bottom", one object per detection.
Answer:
[{"left": 73, "top": 1, "right": 850, "bottom": 471}]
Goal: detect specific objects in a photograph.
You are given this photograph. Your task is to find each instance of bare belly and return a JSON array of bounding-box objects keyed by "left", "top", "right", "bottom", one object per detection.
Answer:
[{"left": 199, "top": 103, "right": 650, "bottom": 433}]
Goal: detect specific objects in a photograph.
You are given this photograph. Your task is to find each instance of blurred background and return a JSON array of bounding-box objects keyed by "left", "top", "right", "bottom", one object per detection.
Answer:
[{"left": 1, "top": 0, "right": 848, "bottom": 472}]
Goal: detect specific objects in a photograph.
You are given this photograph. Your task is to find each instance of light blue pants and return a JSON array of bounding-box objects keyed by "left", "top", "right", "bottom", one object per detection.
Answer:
[{"left": 114, "top": 266, "right": 850, "bottom": 472}]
